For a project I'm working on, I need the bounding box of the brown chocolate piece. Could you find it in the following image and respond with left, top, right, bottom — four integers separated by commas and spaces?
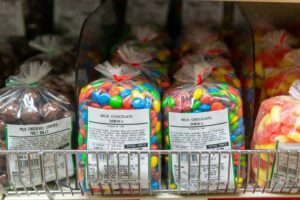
42, 102, 62, 122
1, 102, 19, 123
21, 107, 40, 124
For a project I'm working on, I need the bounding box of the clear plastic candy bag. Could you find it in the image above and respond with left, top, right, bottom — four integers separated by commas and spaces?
163, 62, 245, 191
251, 81, 300, 188
111, 41, 170, 91
78, 62, 162, 193
0, 61, 75, 188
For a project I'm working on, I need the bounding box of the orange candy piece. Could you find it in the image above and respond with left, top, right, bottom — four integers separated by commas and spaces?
211, 102, 223, 110
109, 87, 120, 96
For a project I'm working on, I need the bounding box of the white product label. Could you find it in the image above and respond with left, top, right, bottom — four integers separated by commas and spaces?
126, 0, 170, 26
86, 107, 150, 190
182, 0, 223, 27
54, 0, 101, 36
271, 142, 300, 191
0, 0, 25, 37
168, 109, 234, 191
6, 117, 74, 188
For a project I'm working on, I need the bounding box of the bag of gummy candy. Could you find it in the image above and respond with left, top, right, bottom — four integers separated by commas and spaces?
0, 61, 75, 189
163, 62, 246, 191
111, 42, 170, 91
27, 35, 76, 85
78, 62, 162, 193
251, 81, 300, 189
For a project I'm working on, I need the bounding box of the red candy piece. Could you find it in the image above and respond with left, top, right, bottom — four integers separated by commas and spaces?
200, 95, 211, 104
102, 105, 112, 109
122, 97, 131, 109
211, 102, 223, 110
80, 128, 86, 139
109, 87, 120, 96
100, 82, 113, 90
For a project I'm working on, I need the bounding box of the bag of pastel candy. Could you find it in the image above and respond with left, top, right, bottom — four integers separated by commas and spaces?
78, 62, 162, 193
120, 24, 172, 63
251, 81, 300, 189
0, 61, 75, 188
262, 49, 300, 99
162, 62, 246, 191
111, 41, 170, 91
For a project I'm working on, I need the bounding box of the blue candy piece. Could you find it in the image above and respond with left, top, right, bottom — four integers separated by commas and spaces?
208, 88, 219, 93
151, 181, 159, 190
79, 103, 85, 111
143, 82, 154, 91
133, 86, 143, 92
199, 104, 211, 111
233, 127, 242, 136
193, 110, 202, 113
157, 112, 162, 121
97, 92, 110, 106
120, 89, 132, 98
81, 110, 88, 123
235, 141, 244, 148
92, 91, 99, 102
151, 135, 157, 144
145, 98, 152, 108
230, 135, 236, 141
238, 118, 244, 127
132, 98, 145, 109
157, 87, 163, 95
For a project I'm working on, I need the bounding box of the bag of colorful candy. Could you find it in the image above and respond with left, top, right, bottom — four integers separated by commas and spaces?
120, 24, 172, 63
78, 62, 162, 193
175, 54, 240, 88
111, 41, 170, 91
0, 61, 75, 188
163, 62, 245, 191
251, 81, 300, 189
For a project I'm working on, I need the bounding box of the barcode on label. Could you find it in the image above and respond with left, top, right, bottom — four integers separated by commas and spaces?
15, 159, 40, 168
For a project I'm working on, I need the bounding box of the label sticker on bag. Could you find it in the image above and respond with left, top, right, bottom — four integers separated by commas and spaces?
6, 117, 74, 188
0, 0, 25, 37
182, 0, 223, 27
270, 142, 300, 191
126, 0, 170, 26
168, 109, 234, 191
86, 107, 150, 190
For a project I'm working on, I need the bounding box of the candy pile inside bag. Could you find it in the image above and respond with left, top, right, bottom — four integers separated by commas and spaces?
78, 62, 162, 192
163, 61, 245, 191
251, 81, 300, 189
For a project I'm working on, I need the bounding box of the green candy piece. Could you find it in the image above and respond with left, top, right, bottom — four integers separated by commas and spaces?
168, 97, 176, 108
157, 131, 162, 143
240, 161, 247, 167
230, 121, 239, 132
83, 124, 88, 130
229, 113, 234, 121
210, 92, 223, 97
163, 97, 169, 108
234, 106, 239, 115
109, 96, 123, 108
78, 134, 84, 145
241, 155, 247, 162
229, 93, 238, 104
82, 154, 87, 164
151, 90, 160, 100
192, 100, 201, 111
139, 85, 149, 92
236, 135, 243, 142
91, 80, 103, 88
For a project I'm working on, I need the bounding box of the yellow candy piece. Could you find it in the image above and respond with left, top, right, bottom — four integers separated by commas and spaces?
255, 62, 264, 78
158, 50, 171, 62
131, 90, 145, 99
193, 88, 204, 100
116, 86, 124, 92
233, 78, 241, 88
153, 100, 161, 112
252, 167, 272, 188
220, 90, 229, 95
255, 143, 276, 150
157, 79, 162, 84
257, 114, 272, 133
237, 183, 242, 188
288, 131, 300, 142
277, 135, 290, 143
165, 135, 169, 145
235, 177, 243, 184
180, 42, 190, 52
260, 153, 271, 163
170, 183, 177, 189
151, 156, 158, 168
270, 106, 281, 122
231, 116, 238, 124
155, 121, 161, 133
